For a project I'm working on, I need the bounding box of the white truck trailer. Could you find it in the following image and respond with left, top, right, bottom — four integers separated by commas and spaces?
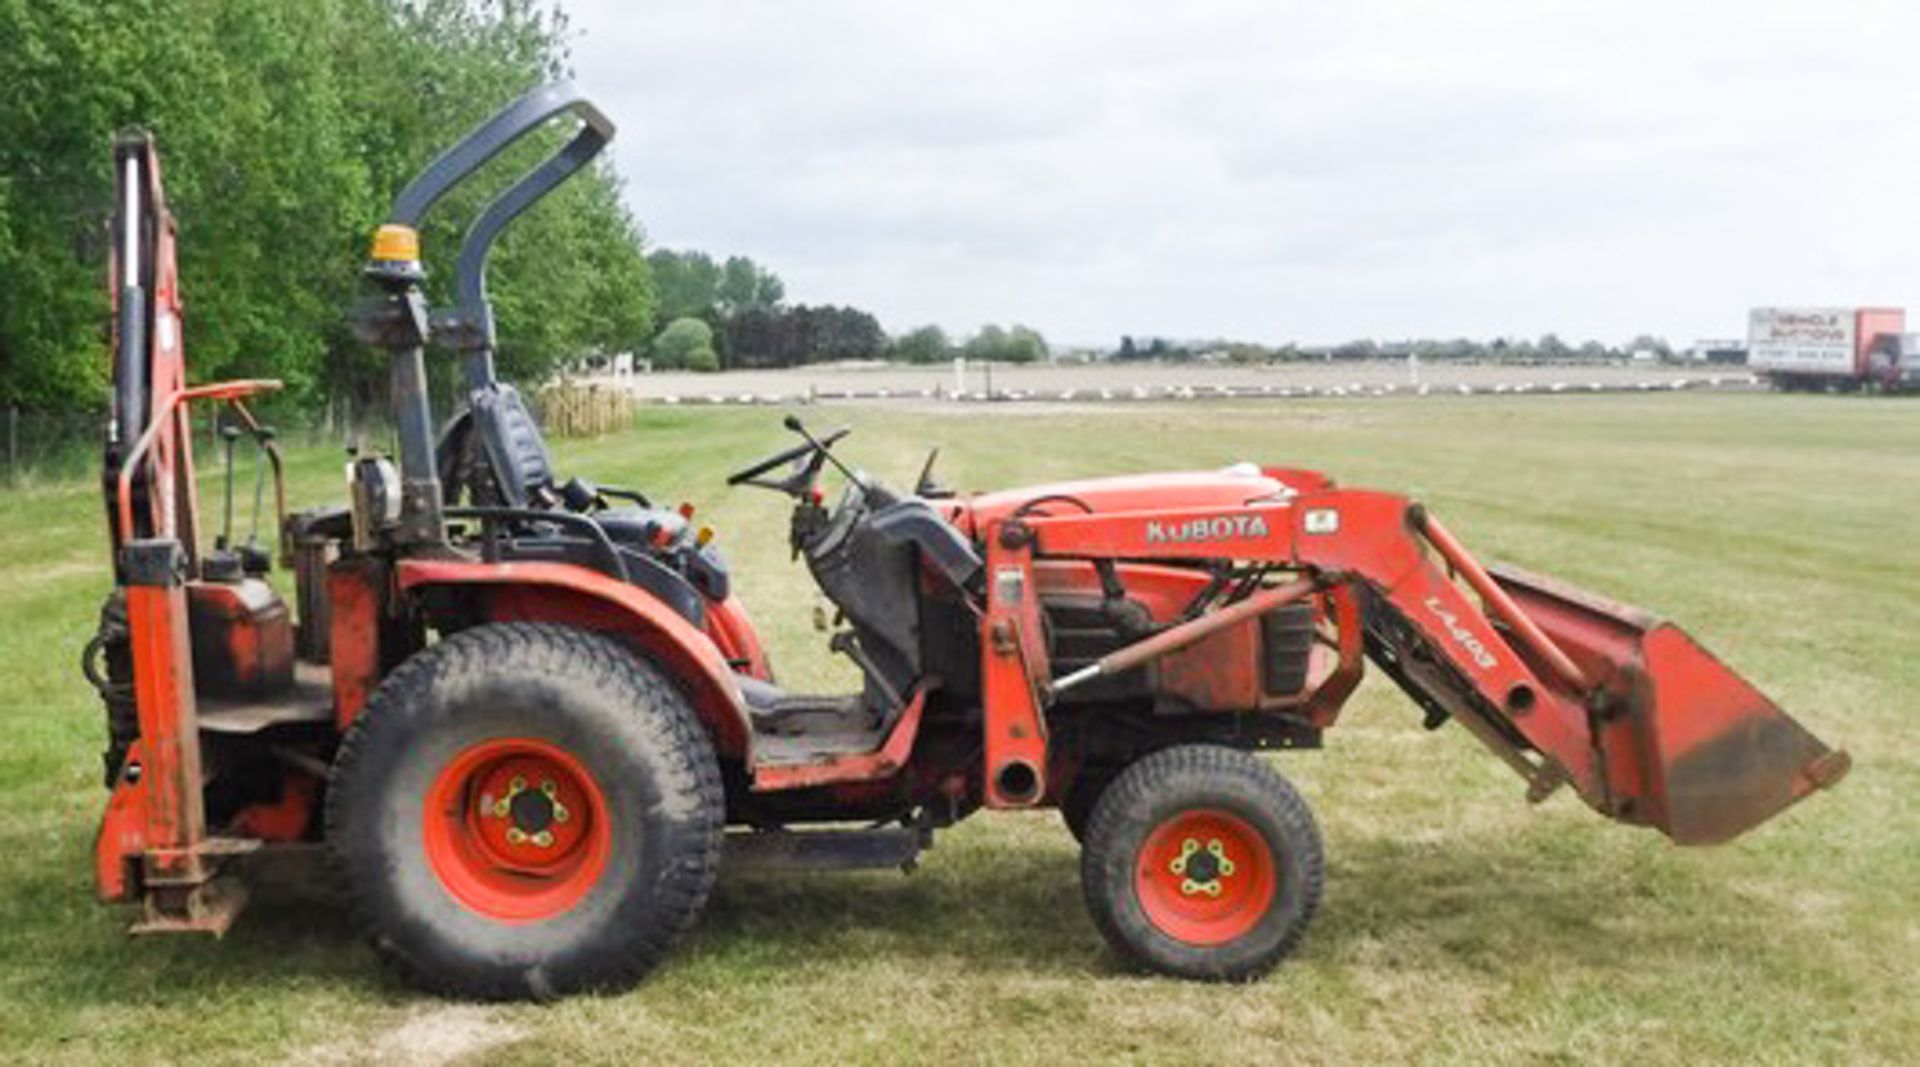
1747, 306, 1908, 391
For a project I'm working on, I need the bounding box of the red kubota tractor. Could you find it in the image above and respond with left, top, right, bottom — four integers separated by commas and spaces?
86, 84, 1849, 999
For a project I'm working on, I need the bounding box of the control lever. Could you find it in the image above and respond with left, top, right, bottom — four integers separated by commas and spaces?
238, 426, 275, 575
203, 420, 245, 582
216, 422, 241, 551
912, 447, 953, 498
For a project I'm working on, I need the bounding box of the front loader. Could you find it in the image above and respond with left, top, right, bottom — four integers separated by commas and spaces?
83, 84, 1847, 998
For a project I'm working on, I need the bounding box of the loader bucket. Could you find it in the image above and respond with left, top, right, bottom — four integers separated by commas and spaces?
1488, 563, 1850, 845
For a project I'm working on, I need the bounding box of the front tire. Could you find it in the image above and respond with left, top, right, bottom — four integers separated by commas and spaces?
1080, 745, 1322, 980
327, 623, 723, 1000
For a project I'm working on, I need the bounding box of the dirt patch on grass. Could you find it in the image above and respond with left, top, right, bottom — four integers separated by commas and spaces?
300, 1004, 525, 1066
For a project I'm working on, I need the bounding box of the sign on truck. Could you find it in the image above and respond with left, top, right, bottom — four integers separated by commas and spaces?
1748, 307, 1854, 374
1747, 306, 1906, 388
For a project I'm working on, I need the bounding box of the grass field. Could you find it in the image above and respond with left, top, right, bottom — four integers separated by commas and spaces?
0, 393, 1915, 1065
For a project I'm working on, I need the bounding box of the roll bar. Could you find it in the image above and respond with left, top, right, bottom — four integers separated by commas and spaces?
387, 81, 613, 230
362, 82, 614, 544
386, 81, 614, 376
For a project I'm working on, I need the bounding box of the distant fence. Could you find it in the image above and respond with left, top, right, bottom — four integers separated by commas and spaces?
1, 405, 103, 485
0, 400, 390, 489
639, 373, 1766, 407
2, 379, 639, 489
0, 372, 1767, 488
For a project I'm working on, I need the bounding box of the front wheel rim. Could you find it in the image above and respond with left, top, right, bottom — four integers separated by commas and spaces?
423, 737, 612, 922
1134, 808, 1278, 946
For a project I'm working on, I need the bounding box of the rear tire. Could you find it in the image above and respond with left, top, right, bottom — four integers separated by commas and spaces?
327, 622, 722, 1000
1079, 745, 1322, 980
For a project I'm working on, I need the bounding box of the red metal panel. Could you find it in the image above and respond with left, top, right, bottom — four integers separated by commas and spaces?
186, 580, 295, 700
230, 772, 320, 842
396, 559, 754, 759
120, 581, 206, 884
1288, 490, 1604, 799
1298, 586, 1365, 727
704, 595, 772, 681
751, 690, 927, 792
1491, 563, 1847, 843
94, 743, 149, 901
1854, 307, 1906, 376
327, 559, 386, 729
980, 525, 1051, 807
1027, 501, 1297, 561
957, 469, 1297, 535
1150, 621, 1264, 711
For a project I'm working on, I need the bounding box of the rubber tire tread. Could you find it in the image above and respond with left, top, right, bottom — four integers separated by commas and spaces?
326, 622, 723, 1000
1079, 744, 1323, 980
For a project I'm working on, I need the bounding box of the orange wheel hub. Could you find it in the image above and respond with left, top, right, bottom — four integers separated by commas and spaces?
423, 737, 611, 922
1134, 808, 1278, 945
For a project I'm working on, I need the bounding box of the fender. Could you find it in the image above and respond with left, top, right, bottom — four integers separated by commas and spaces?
396, 559, 754, 759
704, 595, 773, 681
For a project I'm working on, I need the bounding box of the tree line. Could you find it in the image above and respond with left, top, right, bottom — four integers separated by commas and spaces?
1110, 333, 1679, 364
0, 0, 653, 418
642, 247, 1049, 371
644, 249, 888, 370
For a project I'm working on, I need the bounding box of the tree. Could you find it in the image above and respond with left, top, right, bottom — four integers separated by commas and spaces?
890, 325, 950, 364
807, 305, 886, 362
717, 304, 884, 368
653, 317, 716, 371
964, 325, 1010, 363
1628, 334, 1674, 360
1005, 324, 1048, 364
716, 254, 783, 313
646, 250, 721, 322
0, 0, 656, 414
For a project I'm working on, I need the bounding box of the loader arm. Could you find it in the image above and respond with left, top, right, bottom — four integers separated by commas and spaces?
1019, 486, 1847, 844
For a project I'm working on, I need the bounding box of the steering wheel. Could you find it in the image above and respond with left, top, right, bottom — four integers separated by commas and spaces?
726, 426, 851, 488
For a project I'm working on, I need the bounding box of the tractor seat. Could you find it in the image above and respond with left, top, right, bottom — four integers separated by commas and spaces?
442, 389, 734, 612
465, 382, 556, 509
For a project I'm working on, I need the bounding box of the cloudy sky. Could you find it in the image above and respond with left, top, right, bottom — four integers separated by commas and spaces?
564, 2, 1920, 348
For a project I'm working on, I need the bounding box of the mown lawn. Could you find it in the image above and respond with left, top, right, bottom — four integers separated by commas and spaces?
0, 393, 1914, 1065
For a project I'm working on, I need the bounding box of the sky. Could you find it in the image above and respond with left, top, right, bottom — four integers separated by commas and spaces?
563, 1, 1920, 348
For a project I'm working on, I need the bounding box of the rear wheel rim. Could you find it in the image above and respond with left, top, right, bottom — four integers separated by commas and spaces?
423, 737, 612, 922
1134, 808, 1278, 946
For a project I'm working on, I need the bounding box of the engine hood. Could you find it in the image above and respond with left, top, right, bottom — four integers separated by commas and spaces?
948, 464, 1303, 536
